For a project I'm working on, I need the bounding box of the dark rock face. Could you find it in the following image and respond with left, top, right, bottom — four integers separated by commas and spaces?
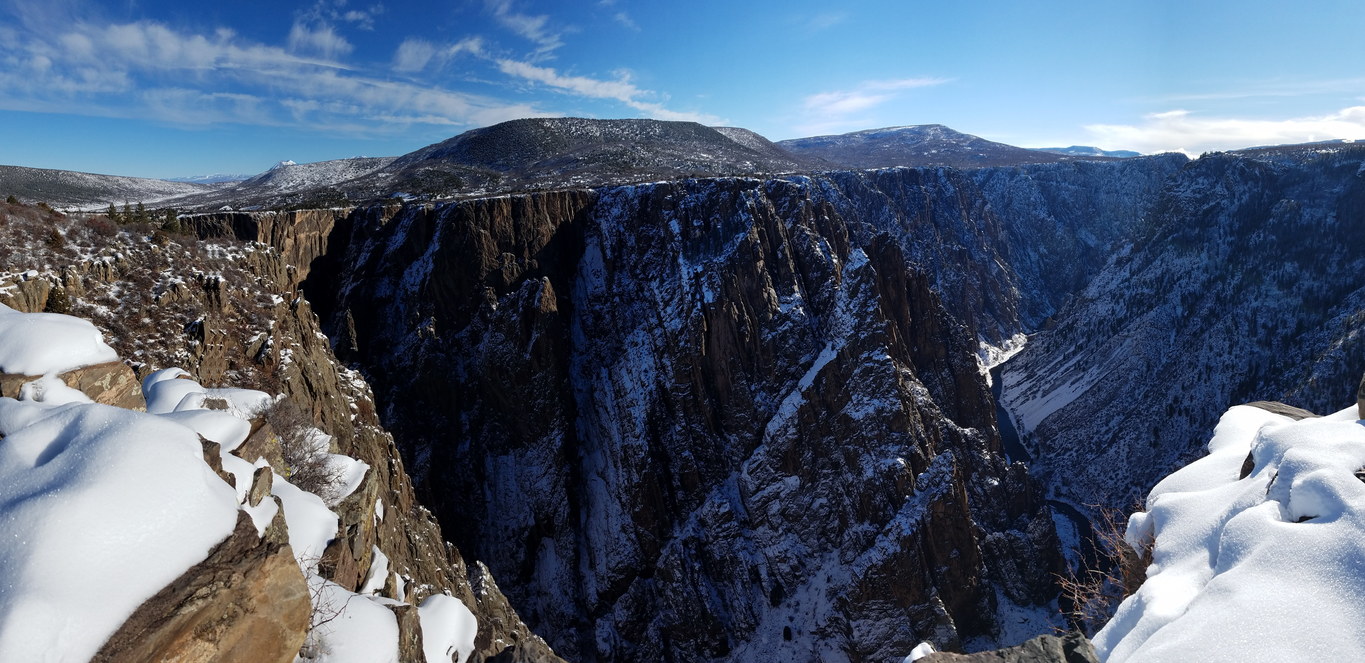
920, 632, 1098, 663
1001, 146, 1365, 513
312, 176, 1075, 661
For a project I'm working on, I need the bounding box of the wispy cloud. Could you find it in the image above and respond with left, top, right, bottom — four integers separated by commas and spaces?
485, 0, 564, 56
612, 12, 639, 31
1142, 78, 1365, 104
801, 12, 848, 32
795, 78, 949, 135
287, 21, 353, 59
0, 17, 542, 133
497, 58, 722, 124
1085, 107, 1365, 155
392, 36, 483, 73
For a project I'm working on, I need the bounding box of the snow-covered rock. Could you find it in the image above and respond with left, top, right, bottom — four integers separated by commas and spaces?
0, 399, 241, 661
1095, 403, 1365, 661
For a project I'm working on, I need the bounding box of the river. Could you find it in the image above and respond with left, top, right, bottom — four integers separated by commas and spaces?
989, 361, 1097, 567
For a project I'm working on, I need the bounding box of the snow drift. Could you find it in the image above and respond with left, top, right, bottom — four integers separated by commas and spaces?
1095, 403, 1365, 661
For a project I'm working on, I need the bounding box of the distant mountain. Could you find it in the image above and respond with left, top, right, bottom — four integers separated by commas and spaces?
777, 125, 1108, 169
236, 157, 396, 195
0, 165, 217, 210
375, 117, 812, 196
1034, 146, 1140, 158
164, 173, 252, 184
158, 118, 815, 210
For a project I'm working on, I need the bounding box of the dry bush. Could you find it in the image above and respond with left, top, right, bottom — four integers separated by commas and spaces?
296, 557, 356, 661
1058, 503, 1153, 635
264, 398, 344, 501
85, 215, 118, 237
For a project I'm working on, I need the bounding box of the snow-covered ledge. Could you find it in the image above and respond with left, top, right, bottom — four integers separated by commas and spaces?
1095, 403, 1365, 661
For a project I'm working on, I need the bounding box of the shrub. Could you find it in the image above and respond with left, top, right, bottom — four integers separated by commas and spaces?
1057, 504, 1153, 635
86, 215, 118, 237
44, 286, 71, 314
45, 228, 65, 250
264, 398, 344, 502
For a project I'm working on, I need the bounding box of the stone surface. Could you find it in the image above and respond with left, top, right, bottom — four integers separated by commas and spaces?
1245, 400, 1318, 420
1358, 371, 1364, 420
93, 510, 310, 663
248, 465, 274, 507
0, 360, 145, 410
920, 632, 1098, 663
389, 603, 427, 663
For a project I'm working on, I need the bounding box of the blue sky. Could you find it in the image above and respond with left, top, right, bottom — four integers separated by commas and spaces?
1, 0, 1363, 178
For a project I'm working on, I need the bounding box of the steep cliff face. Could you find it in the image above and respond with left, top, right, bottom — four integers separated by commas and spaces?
308, 176, 1076, 661
0, 201, 559, 662
1000, 146, 1365, 512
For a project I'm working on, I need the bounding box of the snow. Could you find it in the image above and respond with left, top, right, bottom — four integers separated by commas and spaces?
0, 304, 119, 375
157, 409, 252, 449
303, 576, 400, 663
905, 641, 937, 661
17, 374, 94, 405
0, 302, 419, 662
272, 477, 340, 566
0, 399, 239, 662
360, 545, 391, 596
142, 367, 204, 414
1094, 404, 1365, 662
418, 594, 478, 663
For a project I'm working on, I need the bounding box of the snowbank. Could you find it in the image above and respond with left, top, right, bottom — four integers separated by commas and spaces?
0, 400, 240, 662
0, 303, 119, 375
419, 594, 479, 663
305, 576, 400, 663
1094, 404, 1365, 661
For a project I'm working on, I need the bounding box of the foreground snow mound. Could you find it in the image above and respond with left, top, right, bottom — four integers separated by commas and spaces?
0, 303, 118, 375
1095, 404, 1365, 662
0, 399, 240, 662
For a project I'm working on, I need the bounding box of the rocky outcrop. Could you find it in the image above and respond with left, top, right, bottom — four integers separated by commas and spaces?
0, 360, 145, 410
0, 201, 561, 663
919, 632, 1098, 663
93, 510, 309, 663
1358, 371, 1364, 419
311, 178, 1069, 661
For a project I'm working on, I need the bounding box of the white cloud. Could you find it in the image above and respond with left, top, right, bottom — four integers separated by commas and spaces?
802, 12, 848, 32
496, 58, 722, 124
394, 36, 484, 72
287, 21, 353, 59
0, 17, 541, 135
497, 59, 640, 101
486, 0, 563, 55
795, 78, 949, 135
613, 12, 639, 31
1085, 107, 1365, 155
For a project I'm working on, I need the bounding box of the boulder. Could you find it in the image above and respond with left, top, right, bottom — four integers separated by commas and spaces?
0, 360, 144, 410
919, 632, 1098, 663
388, 603, 427, 663
1244, 400, 1318, 420
1358, 371, 1364, 419
93, 510, 310, 663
